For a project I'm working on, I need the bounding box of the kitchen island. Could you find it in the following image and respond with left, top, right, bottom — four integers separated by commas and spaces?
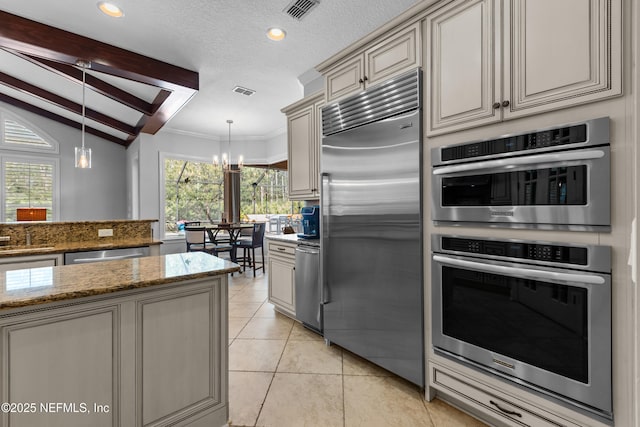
0, 251, 239, 427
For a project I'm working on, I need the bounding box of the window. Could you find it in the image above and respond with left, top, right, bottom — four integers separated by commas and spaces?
240, 166, 301, 217
0, 110, 59, 222
162, 157, 224, 237
160, 155, 302, 239
3, 157, 55, 222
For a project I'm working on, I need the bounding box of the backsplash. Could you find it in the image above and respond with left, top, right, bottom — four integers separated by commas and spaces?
0, 220, 157, 247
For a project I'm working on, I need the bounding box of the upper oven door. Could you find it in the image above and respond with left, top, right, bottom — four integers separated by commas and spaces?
431, 252, 612, 415
431, 146, 610, 228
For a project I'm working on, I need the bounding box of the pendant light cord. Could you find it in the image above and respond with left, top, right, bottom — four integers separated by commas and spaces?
81, 65, 86, 149
227, 119, 233, 170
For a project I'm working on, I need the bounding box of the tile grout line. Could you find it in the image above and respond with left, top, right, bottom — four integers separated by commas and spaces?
248, 273, 289, 427
341, 345, 346, 427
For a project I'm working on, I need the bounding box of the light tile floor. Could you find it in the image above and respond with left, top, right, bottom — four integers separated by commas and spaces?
228, 271, 488, 427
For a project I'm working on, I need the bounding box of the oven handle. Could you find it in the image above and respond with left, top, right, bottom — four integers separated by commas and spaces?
432, 254, 605, 285
432, 149, 606, 176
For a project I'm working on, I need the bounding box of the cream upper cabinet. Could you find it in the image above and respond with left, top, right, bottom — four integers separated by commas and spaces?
324, 22, 421, 103
282, 92, 323, 201
426, 0, 622, 136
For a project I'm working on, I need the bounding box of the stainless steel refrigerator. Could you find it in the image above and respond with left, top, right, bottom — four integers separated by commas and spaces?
321, 68, 424, 387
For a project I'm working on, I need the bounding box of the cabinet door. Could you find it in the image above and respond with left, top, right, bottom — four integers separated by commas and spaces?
365, 22, 420, 87
324, 55, 365, 103
313, 100, 324, 196
425, 0, 501, 136
2, 307, 117, 427
505, 0, 622, 117
268, 257, 295, 315
288, 105, 316, 199
0, 254, 62, 274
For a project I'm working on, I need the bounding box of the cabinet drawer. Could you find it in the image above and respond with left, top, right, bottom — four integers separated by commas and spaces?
268, 241, 296, 257
433, 368, 568, 427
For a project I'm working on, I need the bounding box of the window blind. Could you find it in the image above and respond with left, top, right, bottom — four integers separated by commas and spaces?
3, 119, 52, 149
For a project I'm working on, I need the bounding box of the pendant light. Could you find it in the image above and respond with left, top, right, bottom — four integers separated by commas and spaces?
213, 119, 243, 172
74, 60, 92, 169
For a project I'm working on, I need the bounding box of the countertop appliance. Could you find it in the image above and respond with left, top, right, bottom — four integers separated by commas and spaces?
431, 234, 612, 420
298, 205, 320, 239
64, 246, 150, 264
431, 117, 610, 230
295, 241, 322, 333
321, 68, 424, 387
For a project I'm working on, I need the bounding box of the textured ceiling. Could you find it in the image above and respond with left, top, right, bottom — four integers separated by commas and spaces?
0, 0, 420, 140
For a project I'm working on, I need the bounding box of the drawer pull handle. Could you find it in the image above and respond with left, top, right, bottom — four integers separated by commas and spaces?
489, 400, 522, 418
277, 248, 286, 251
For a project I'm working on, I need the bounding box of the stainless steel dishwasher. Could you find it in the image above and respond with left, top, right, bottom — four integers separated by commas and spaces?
64, 246, 150, 264
294, 241, 322, 333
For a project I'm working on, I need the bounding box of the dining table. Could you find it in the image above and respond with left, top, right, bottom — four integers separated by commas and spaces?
184, 222, 260, 264
204, 222, 256, 246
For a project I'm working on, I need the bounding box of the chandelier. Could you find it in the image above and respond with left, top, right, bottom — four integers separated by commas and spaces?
213, 119, 243, 172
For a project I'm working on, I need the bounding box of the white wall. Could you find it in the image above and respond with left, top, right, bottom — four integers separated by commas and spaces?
0, 101, 128, 221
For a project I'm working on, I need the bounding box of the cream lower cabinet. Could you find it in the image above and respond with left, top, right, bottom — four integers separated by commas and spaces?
425, 0, 622, 136
282, 92, 323, 200
0, 277, 228, 427
267, 240, 296, 317
324, 22, 421, 103
0, 253, 63, 273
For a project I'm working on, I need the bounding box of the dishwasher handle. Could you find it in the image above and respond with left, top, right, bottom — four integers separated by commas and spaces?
70, 252, 147, 263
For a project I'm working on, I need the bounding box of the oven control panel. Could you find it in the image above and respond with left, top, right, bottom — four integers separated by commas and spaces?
441, 123, 587, 161
441, 236, 588, 265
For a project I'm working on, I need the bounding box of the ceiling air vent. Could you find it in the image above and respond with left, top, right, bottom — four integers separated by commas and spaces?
284, 0, 319, 20
232, 86, 256, 96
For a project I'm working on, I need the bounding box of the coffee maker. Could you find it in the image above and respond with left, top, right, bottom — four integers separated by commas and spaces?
298, 205, 320, 239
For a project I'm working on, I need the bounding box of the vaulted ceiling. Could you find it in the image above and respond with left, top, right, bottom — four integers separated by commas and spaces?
0, 0, 419, 145
0, 10, 197, 146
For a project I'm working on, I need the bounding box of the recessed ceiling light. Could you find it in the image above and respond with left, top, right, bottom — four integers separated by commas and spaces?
266, 28, 286, 41
97, 2, 124, 18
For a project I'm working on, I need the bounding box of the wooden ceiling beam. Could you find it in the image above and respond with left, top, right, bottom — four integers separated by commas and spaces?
17, 52, 160, 116
0, 10, 198, 137
0, 71, 137, 136
0, 92, 128, 146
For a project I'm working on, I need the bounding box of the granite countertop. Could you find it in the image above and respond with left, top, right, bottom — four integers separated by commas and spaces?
266, 233, 300, 244
0, 252, 240, 310
266, 233, 320, 247
0, 238, 163, 258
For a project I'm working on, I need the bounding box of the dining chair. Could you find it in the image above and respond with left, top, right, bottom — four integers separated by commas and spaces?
206, 228, 234, 259
184, 227, 212, 254
232, 222, 265, 276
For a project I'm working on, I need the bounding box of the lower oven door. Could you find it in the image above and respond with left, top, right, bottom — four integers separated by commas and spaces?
431, 146, 610, 228
431, 253, 612, 417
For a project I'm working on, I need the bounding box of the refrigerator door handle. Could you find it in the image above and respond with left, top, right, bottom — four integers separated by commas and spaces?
321, 172, 330, 304
321, 172, 330, 240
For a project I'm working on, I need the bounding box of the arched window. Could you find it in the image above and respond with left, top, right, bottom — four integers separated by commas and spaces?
1, 112, 59, 153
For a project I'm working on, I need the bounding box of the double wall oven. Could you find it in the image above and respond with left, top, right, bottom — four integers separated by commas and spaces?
430, 117, 613, 421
